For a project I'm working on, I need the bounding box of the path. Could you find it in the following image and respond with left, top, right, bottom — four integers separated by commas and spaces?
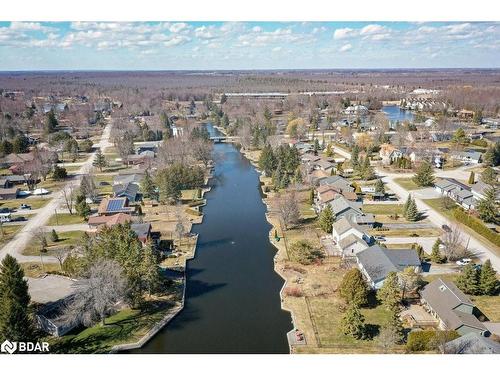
0, 122, 112, 263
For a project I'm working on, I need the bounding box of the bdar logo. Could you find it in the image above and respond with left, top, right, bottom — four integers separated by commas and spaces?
1, 340, 17, 354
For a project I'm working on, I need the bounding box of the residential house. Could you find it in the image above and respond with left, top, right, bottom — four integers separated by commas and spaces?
97, 197, 135, 216
87, 213, 132, 228
312, 159, 335, 174
471, 181, 500, 201
356, 245, 421, 289
444, 332, 500, 354
331, 217, 372, 256
131, 223, 159, 245
434, 178, 476, 210
420, 278, 489, 336
113, 173, 143, 186
351, 213, 376, 227
318, 175, 354, 193
344, 105, 368, 116
0, 187, 19, 200
1, 152, 35, 168
113, 181, 140, 202
379, 144, 402, 165
451, 151, 482, 165
327, 196, 363, 219
36, 296, 78, 337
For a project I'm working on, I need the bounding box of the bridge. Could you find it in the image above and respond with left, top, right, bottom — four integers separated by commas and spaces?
209, 136, 239, 143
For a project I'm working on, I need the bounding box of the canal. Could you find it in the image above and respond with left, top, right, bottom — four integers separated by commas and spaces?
133, 124, 293, 353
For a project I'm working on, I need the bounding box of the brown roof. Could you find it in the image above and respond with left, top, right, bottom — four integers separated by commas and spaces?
2, 153, 34, 165
0, 187, 19, 197
316, 185, 338, 194
88, 213, 132, 227
342, 191, 358, 201
318, 190, 338, 204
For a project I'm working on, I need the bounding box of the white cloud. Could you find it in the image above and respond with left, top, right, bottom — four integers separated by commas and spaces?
333, 27, 356, 40
10, 22, 54, 33
169, 23, 189, 33
339, 43, 352, 52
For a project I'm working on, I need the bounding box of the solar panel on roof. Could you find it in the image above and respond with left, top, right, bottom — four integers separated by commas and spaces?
107, 199, 124, 212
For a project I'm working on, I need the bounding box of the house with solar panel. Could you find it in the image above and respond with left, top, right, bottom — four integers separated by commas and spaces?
98, 197, 135, 216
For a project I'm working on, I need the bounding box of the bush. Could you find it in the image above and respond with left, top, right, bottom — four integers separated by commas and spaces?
471, 139, 488, 148
453, 208, 500, 246
52, 165, 68, 180
284, 287, 304, 297
406, 330, 459, 352
290, 240, 324, 265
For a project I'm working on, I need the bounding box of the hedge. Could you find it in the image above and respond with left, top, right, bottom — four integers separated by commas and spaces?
406, 330, 459, 352
452, 208, 500, 247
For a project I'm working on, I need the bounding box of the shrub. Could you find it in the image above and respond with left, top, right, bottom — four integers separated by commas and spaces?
452, 208, 500, 246
471, 139, 488, 148
284, 287, 304, 297
406, 330, 459, 352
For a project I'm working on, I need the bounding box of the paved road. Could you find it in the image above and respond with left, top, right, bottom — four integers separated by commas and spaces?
331, 145, 500, 272
0, 122, 112, 264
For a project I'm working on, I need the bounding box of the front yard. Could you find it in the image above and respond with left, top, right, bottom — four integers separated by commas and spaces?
393, 177, 420, 191
22, 230, 84, 256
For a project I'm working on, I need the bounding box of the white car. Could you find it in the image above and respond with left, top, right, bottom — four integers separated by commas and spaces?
456, 258, 472, 266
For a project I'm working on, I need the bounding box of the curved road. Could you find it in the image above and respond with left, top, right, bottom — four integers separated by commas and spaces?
0, 122, 112, 264
331, 145, 500, 272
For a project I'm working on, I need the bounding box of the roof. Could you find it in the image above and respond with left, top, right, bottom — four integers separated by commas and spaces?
316, 185, 339, 195
319, 176, 353, 192
131, 223, 151, 241
435, 177, 470, 192
339, 233, 368, 250
421, 278, 487, 332
332, 216, 366, 236
113, 182, 139, 200
0, 187, 19, 196
342, 191, 358, 201
445, 332, 500, 354
2, 153, 34, 165
453, 150, 482, 161
352, 213, 375, 225
88, 213, 132, 227
328, 196, 362, 216
357, 245, 420, 283
318, 190, 338, 204
98, 197, 134, 214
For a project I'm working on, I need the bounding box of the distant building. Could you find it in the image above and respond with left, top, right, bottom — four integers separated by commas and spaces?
97, 197, 135, 216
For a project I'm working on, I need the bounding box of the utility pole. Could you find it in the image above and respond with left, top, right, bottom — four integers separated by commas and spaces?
54, 208, 59, 226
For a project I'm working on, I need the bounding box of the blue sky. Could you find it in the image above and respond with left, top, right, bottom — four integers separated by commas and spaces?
0, 21, 498, 70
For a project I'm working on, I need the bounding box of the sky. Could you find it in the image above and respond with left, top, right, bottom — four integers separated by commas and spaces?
0, 21, 498, 70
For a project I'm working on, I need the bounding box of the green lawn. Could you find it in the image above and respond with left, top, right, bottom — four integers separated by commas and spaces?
47, 213, 86, 226
393, 177, 421, 191
22, 230, 84, 256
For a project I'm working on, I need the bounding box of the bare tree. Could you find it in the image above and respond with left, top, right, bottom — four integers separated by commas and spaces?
63, 260, 127, 327
277, 189, 300, 230
442, 225, 467, 261
53, 247, 69, 271
191, 139, 213, 167
377, 326, 399, 353
62, 185, 75, 215
80, 173, 97, 202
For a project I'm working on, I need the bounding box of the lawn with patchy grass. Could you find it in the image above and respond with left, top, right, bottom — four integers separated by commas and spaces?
23, 230, 84, 256
369, 227, 442, 237
0, 197, 50, 210
471, 295, 500, 321
393, 177, 421, 191
20, 262, 61, 278
0, 225, 22, 247
47, 213, 86, 226
362, 204, 404, 215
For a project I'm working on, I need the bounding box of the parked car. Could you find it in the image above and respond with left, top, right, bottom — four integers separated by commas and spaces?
0, 207, 10, 213
19, 204, 31, 210
375, 235, 386, 241
442, 224, 451, 233
456, 258, 473, 266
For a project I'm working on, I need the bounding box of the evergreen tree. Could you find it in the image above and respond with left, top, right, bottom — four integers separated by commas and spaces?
93, 149, 107, 172
377, 272, 401, 310
477, 187, 498, 224
339, 268, 369, 307
468, 171, 475, 184
456, 263, 480, 295
341, 303, 366, 339
483, 142, 500, 167
405, 197, 419, 222
294, 168, 303, 184
386, 306, 404, 344
318, 205, 334, 234
479, 259, 499, 296
374, 179, 385, 195
141, 244, 161, 295
481, 166, 497, 185
45, 109, 58, 134
412, 243, 425, 262
76, 199, 91, 219
141, 170, 157, 200
313, 139, 320, 155
0, 255, 35, 341
452, 128, 467, 145
351, 145, 360, 167
412, 161, 435, 187
430, 238, 446, 263
258, 144, 276, 177
403, 194, 412, 217
50, 229, 59, 242
308, 189, 315, 205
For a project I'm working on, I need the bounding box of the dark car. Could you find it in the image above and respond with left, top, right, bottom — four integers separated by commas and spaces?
19, 204, 31, 210
442, 224, 451, 232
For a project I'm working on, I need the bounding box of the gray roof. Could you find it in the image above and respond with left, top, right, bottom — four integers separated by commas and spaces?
352, 213, 375, 225
339, 233, 368, 250
131, 223, 151, 239
357, 245, 421, 283
435, 177, 470, 192
319, 175, 354, 192
332, 216, 363, 236
453, 150, 482, 162
328, 196, 362, 217
421, 279, 487, 332
445, 332, 500, 354
113, 182, 139, 200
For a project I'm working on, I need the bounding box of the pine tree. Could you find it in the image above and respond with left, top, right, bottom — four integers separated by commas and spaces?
374, 179, 385, 195
405, 196, 419, 222
50, 229, 59, 242
477, 187, 498, 224
430, 238, 445, 263
351, 145, 360, 167
318, 205, 334, 234
412, 161, 435, 187
294, 168, 303, 184
481, 166, 497, 185
0, 255, 35, 341
341, 303, 366, 339
386, 306, 404, 344
141, 244, 161, 295
403, 194, 412, 217
479, 259, 499, 296
339, 268, 369, 307
93, 149, 107, 172
456, 263, 480, 295
141, 170, 157, 200
308, 189, 315, 205
377, 272, 401, 310
468, 171, 475, 184
45, 109, 58, 134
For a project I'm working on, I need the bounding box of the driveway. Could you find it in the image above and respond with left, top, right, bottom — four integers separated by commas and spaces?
27, 275, 77, 303
0, 122, 112, 264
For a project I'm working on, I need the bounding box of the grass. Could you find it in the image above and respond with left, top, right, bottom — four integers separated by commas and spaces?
22, 230, 84, 256
20, 262, 61, 278
47, 213, 86, 226
0, 225, 22, 247
0, 197, 50, 210
49, 280, 183, 353
362, 204, 404, 215
393, 177, 421, 191
369, 227, 442, 237
471, 295, 500, 321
